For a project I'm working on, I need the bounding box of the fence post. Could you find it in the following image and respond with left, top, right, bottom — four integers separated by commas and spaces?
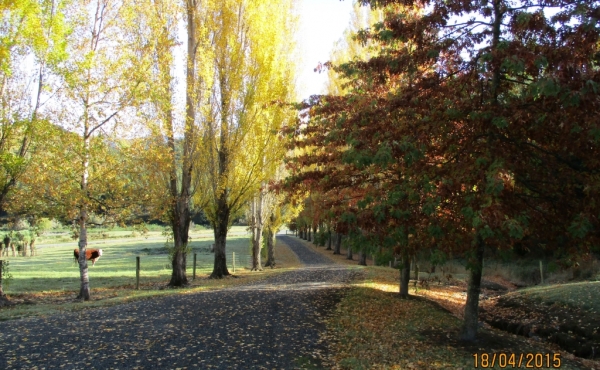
193, 253, 197, 280
539, 260, 544, 284
233, 251, 236, 273
136, 256, 140, 290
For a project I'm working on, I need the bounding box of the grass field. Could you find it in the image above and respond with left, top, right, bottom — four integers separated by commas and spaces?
0, 227, 301, 320
2, 226, 253, 293
514, 281, 600, 312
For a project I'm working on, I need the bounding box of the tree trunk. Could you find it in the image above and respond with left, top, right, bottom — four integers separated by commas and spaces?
29, 239, 35, 257
169, 195, 190, 287
2, 236, 9, 257
264, 226, 275, 268
414, 258, 419, 281
250, 230, 263, 271
10, 243, 15, 257
250, 192, 264, 271
77, 206, 91, 301
461, 235, 485, 341
0, 261, 9, 307
313, 225, 317, 245
211, 194, 231, 278
167, 0, 196, 287
326, 228, 332, 250
358, 251, 367, 266
346, 243, 353, 260
307, 227, 311, 242
399, 252, 411, 298
333, 233, 341, 255
251, 238, 263, 271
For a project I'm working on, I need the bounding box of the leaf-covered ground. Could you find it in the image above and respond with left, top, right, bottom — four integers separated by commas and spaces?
302, 238, 599, 369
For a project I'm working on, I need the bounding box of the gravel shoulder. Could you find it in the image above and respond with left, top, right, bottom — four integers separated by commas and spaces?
0, 235, 356, 369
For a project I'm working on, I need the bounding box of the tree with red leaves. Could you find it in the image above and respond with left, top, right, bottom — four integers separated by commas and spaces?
284, 0, 600, 341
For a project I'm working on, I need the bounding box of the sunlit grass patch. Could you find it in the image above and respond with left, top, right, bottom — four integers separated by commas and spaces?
510, 281, 600, 312
351, 266, 399, 293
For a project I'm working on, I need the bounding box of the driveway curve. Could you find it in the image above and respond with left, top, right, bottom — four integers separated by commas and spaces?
0, 235, 355, 369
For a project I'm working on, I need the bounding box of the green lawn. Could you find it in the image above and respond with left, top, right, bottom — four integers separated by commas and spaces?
512, 281, 600, 313
2, 226, 253, 295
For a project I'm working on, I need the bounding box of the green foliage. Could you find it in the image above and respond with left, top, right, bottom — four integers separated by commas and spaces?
568, 215, 593, 239
315, 230, 328, 247
429, 249, 447, 268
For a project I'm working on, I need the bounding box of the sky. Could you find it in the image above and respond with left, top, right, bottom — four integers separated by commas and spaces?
295, 0, 355, 101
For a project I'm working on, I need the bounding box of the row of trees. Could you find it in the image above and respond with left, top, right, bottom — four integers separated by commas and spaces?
283, 0, 600, 341
1, 0, 298, 300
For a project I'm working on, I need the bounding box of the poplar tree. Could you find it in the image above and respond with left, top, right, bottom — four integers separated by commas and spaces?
199, 0, 297, 278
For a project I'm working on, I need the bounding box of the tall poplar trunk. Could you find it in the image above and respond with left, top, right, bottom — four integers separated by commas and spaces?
358, 251, 367, 266
169, 196, 190, 286
211, 70, 232, 277
346, 243, 353, 260
461, 235, 485, 341
250, 192, 264, 271
211, 192, 230, 278
76, 133, 91, 301
264, 225, 275, 268
326, 228, 332, 250
333, 232, 341, 255
167, 0, 198, 286
210, 111, 231, 278
399, 252, 411, 298
77, 207, 90, 300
